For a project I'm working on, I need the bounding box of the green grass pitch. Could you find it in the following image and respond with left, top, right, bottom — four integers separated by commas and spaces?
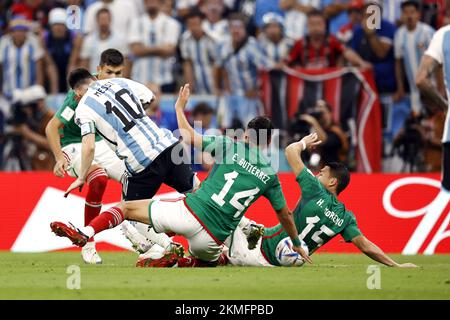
0, 252, 449, 300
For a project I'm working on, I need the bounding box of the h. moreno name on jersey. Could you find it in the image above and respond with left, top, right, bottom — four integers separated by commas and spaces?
323, 206, 344, 227
232, 153, 270, 184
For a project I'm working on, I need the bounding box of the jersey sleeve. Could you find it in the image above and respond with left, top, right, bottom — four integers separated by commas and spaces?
128, 18, 142, 45
340, 213, 362, 242
165, 18, 181, 46
296, 167, 324, 199
79, 35, 93, 60
55, 93, 77, 125
75, 100, 97, 136
425, 27, 445, 65
127, 79, 155, 104
263, 175, 287, 211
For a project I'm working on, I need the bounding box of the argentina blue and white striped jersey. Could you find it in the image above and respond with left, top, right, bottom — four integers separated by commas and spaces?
257, 35, 295, 63
216, 36, 275, 95
128, 13, 181, 86
180, 30, 217, 94
382, 0, 402, 25
0, 33, 44, 98
75, 78, 179, 174
284, 0, 321, 40
394, 22, 435, 113
424, 25, 450, 143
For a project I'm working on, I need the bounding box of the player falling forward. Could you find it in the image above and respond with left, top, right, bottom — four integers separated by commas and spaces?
50, 84, 311, 267
50, 69, 198, 259
221, 133, 418, 268
45, 49, 128, 264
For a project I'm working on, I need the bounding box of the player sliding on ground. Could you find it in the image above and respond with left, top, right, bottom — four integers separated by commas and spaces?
220, 133, 418, 268
50, 84, 311, 267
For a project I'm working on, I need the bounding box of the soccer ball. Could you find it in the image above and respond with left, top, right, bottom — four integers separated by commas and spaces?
275, 237, 309, 267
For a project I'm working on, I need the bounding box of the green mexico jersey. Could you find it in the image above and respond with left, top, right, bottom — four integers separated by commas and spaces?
55, 90, 102, 148
261, 167, 362, 266
185, 135, 287, 243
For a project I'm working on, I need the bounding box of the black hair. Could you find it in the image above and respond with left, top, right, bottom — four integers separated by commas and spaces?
327, 162, 350, 195
307, 9, 325, 20
246, 116, 274, 146
192, 102, 214, 117
99, 48, 124, 67
184, 9, 205, 22
96, 7, 111, 19
68, 68, 94, 89
401, 0, 420, 11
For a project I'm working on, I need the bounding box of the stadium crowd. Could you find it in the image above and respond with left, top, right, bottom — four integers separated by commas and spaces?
0, 0, 448, 172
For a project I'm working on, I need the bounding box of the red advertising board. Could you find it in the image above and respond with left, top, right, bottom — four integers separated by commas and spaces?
0, 172, 449, 254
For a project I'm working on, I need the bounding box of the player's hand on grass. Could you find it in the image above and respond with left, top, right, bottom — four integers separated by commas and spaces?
64, 178, 85, 198
175, 84, 190, 111
396, 262, 418, 268
53, 158, 68, 178
293, 246, 313, 264
300, 132, 322, 151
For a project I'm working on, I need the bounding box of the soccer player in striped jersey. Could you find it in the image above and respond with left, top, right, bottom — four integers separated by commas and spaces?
50, 84, 310, 268
0, 17, 45, 99
46, 49, 128, 264
180, 10, 218, 95
394, 0, 435, 114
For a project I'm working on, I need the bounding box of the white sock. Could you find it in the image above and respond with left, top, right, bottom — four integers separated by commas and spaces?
80, 226, 95, 238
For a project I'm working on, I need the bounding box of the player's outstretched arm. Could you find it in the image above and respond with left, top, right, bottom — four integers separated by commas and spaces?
64, 133, 96, 197
352, 235, 417, 268
416, 55, 448, 112
175, 84, 203, 149
45, 116, 67, 178
285, 133, 322, 176
276, 205, 313, 264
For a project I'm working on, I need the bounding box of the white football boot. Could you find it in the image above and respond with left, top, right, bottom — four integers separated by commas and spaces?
121, 221, 154, 254
81, 241, 102, 264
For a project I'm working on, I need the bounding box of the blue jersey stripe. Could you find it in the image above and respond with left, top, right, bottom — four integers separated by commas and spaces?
85, 95, 151, 170
16, 46, 22, 89
29, 43, 35, 85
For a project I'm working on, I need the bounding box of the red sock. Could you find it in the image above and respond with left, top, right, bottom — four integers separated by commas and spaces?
85, 168, 108, 242
177, 256, 218, 268
88, 206, 124, 235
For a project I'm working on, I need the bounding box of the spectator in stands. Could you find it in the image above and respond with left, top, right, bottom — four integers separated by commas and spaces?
80, 8, 130, 76
215, 13, 276, 96
180, 10, 218, 95
128, 0, 181, 93
258, 13, 294, 63
301, 99, 349, 165
287, 10, 370, 69
215, 13, 277, 127
83, 0, 138, 37
279, 0, 321, 40
200, 0, 229, 42
394, 0, 435, 115
0, 17, 45, 99
43, 8, 80, 93
350, 1, 397, 95
336, 0, 365, 45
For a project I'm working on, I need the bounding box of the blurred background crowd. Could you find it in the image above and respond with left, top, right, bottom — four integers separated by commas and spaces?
0, 0, 448, 173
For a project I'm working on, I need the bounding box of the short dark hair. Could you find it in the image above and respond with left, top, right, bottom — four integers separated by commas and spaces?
401, 0, 420, 11
327, 162, 350, 195
68, 68, 94, 89
192, 102, 214, 117
184, 9, 205, 22
246, 116, 274, 146
96, 7, 111, 19
228, 12, 247, 24
307, 9, 325, 20
99, 48, 124, 67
